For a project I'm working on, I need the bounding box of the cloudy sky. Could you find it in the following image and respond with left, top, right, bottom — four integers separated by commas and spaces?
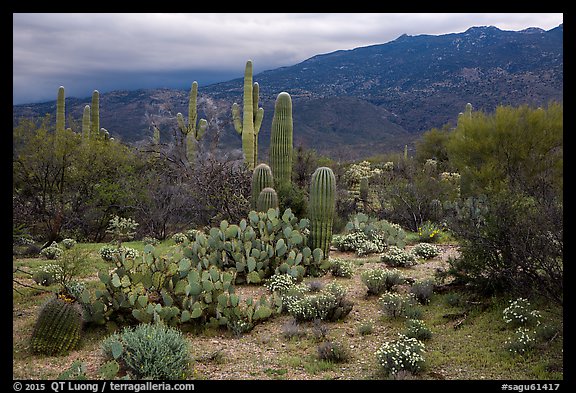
13, 13, 563, 105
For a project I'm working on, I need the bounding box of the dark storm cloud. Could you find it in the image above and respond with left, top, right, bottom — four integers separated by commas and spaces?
13, 13, 563, 105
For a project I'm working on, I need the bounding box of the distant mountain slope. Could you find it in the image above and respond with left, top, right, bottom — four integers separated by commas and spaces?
13, 24, 563, 160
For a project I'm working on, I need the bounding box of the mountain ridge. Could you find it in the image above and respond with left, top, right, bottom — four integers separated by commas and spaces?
13, 24, 563, 160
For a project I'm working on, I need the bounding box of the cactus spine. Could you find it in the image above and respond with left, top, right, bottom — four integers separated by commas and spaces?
251, 163, 274, 209
256, 187, 279, 212
309, 167, 336, 259
177, 81, 208, 162
31, 294, 83, 355
56, 86, 65, 133
232, 60, 264, 170
82, 105, 91, 140
269, 92, 293, 191
91, 90, 100, 137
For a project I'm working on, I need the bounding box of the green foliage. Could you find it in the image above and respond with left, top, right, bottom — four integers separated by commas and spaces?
328, 257, 354, 278
404, 319, 433, 341
101, 322, 190, 379
379, 292, 417, 318
31, 294, 83, 355
443, 103, 563, 305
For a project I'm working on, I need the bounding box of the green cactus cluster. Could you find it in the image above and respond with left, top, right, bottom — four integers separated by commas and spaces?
251, 163, 274, 209
177, 81, 208, 163
308, 167, 336, 259
232, 60, 264, 170
31, 293, 83, 355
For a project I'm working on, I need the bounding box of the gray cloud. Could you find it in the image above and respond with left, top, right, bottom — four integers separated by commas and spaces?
13, 13, 563, 104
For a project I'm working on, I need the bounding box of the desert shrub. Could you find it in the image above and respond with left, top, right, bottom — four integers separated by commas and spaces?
502, 297, 542, 328
379, 292, 417, 319
32, 264, 63, 286
99, 245, 117, 262
40, 242, 63, 260
411, 243, 440, 260
504, 327, 537, 356
380, 246, 417, 267
417, 221, 441, 243
61, 238, 77, 249
317, 341, 350, 363
375, 333, 426, 375
409, 279, 435, 305
142, 236, 159, 246
265, 273, 296, 293
283, 282, 353, 322
282, 318, 306, 340
404, 319, 432, 341
361, 268, 405, 295
101, 322, 190, 380
329, 258, 355, 278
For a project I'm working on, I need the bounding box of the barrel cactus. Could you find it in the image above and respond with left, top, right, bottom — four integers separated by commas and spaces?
232, 60, 264, 170
257, 187, 279, 212
31, 293, 83, 355
269, 92, 293, 191
251, 163, 274, 209
308, 167, 336, 259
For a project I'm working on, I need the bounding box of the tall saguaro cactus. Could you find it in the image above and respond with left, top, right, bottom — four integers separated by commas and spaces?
82, 105, 91, 140
91, 90, 100, 137
251, 163, 274, 210
309, 167, 336, 259
177, 81, 208, 163
56, 86, 65, 133
269, 92, 293, 191
232, 60, 264, 170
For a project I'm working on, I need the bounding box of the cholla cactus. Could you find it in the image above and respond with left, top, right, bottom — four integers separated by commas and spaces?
232, 60, 264, 170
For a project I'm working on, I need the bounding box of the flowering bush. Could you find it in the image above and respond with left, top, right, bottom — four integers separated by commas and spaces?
99, 245, 117, 262
380, 246, 417, 267
334, 229, 387, 256
361, 268, 405, 295
61, 238, 77, 249
417, 221, 441, 243
33, 263, 64, 286
283, 282, 353, 322
379, 292, 417, 318
265, 273, 296, 293
411, 243, 440, 260
504, 327, 537, 355
329, 258, 355, 278
375, 333, 426, 375
335, 214, 406, 256
142, 236, 159, 246
502, 298, 542, 328
40, 242, 63, 260
404, 319, 432, 341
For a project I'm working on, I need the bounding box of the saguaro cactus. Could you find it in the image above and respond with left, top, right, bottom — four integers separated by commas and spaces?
177, 81, 208, 163
232, 60, 264, 170
251, 163, 274, 210
82, 105, 91, 140
256, 187, 279, 212
269, 92, 293, 191
91, 90, 100, 137
56, 86, 65, 133
309, 167, 336, 259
